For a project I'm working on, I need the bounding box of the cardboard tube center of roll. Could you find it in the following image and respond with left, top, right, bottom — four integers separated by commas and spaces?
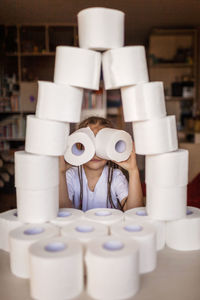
136, 210, 147, 216
95, 210, 112, 216
75, 225, 94, 233
58, 211, 72, 218
71, 143, 85, 156
124, 224, 143, 232
103, 240, 124, 251
13, 212, 18, 217
24, 227, 45, 235
115, 140, 126, 153
186, 209, 194, 215
45, 242, 66, 252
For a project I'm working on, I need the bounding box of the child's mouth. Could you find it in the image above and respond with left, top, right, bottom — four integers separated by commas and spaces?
91, 158, 101, 162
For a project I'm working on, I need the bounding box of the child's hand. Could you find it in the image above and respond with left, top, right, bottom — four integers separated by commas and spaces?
112, 143, 138, 174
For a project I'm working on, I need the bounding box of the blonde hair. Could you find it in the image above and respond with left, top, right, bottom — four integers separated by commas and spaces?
76, 116, 124, 211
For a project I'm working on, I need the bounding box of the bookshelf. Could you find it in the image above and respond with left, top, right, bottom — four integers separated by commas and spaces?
0, 24, 78, 197
81, 81, 107, 121
148, 28, 199, 141
0, 23, 77, 153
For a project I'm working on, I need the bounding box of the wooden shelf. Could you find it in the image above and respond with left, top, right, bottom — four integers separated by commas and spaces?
0, 137, 25, 141
178, 130, 195, 134
5, 53, 18, 56
20, 52, 55, 56
0, 111, 34, 114
150, 63, 193, 68
151, 28, 197, 35
165, 96, 194, 101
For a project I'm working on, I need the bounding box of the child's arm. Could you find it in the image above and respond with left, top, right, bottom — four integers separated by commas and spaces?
59, 156, 73, 208
113, 144, 143, 211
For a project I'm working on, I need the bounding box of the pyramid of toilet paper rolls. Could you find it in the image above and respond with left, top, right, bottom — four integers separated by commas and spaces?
0, 7, 200, 300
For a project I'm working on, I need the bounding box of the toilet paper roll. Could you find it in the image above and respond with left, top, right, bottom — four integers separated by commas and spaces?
30, 237, 83, 300
121, 82, 166, 122
95, 128, 133, 162
111, 221, 157, 274
102, 46, 149, 90
85, 236, 139, 300
54, 46, 101, 90
146, 185, 187, 221
85, 208, 124, 226
36, 81, 83, 123
78, 7, 124, 50
14, 151, 59, 189
61, 220, 108, 246
166, 206, 200, 251
16, 186, 58, 223
145, 149, 189, 187
0, 209, 22, 252
50, 208, 85, 227
64, 127, 96, 166
25, 115, 69, 156
132, 115, 178, 155
125, 207, 165, 250
9, 223, 59, 278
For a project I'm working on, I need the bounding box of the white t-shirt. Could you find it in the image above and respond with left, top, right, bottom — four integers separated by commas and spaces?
66, 165, 128, 212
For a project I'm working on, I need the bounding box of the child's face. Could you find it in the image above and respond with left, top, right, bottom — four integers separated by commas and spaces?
84, 123, 107, 170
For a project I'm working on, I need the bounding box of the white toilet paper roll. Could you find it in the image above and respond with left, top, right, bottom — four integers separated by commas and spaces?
121, 82, 166, 122
95, 128, 133, 162
25, 115, 69, 156
16, 186, 58, 223
166, 206, 200, 251
111, 221, 157, 274
30, 237, 83, 300
54, 46, 101, 90
85, 236, 139, 300
9, 223, 59, 278
50, 208, 85, 227
132, 115, 178, 155
36, 81, 83, 123
78, 7, 124, 50
146, 185, 187, 221
124, 207, 165, 250
0, 209, 22, 252
61, 220, 108, 246
64, 127, 96, 166
85, 208, 124, 226
102, 46, 149, 90
14, 151, 59, 189
145, 149, 189, 187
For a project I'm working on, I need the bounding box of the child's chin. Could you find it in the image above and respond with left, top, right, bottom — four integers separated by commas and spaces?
87, 160, 106, 169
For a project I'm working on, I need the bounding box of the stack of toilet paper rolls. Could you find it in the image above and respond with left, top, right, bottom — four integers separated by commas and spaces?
15, 151, 59, 223
0, 6, 197, 300
121, 82, 178, 155
145, 150, 189, 220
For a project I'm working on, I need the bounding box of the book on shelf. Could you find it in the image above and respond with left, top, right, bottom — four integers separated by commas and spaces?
0, 115, 26, 139
0, 141, 10, 151
0, 95, 20, 112
82, 88, 105, 110
107, 89, 122, 115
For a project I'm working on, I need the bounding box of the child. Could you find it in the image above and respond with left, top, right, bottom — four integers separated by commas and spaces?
60, 116, 143, 211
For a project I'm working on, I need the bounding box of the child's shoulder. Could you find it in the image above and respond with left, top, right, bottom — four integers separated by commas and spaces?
66, 166, 79, 179
113, 167, 124, 177
112, 167, 128, 185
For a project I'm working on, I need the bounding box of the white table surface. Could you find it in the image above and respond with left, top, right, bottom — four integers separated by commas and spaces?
0, 247, 200, 300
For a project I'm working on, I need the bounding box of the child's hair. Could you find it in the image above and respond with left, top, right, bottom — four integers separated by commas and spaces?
77, 116, 124, 211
